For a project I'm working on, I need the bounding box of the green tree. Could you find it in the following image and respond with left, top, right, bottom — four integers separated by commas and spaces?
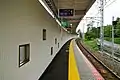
104, 25, 112, 37
115, 22, 120, 37
85, 27, 99, 40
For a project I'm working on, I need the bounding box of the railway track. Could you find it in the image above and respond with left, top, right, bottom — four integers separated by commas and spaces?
76, 39, 120, 80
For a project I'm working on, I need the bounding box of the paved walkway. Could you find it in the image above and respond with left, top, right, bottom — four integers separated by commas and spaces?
39, 39, 104, 80
73, 40, 104, 80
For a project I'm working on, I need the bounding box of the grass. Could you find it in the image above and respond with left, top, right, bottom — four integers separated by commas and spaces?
104, 37, 111, 41
84, 39, 99, 51
114, 38, 120, 44
104, 37, 120, 44
83, 37, 120, 53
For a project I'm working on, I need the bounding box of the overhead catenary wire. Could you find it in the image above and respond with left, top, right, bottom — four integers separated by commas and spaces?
83, 0, 113, 20
78, 0, 117, 33
94, 0, 117, 17
86, 0, 117, 25
104, 0, 117, 8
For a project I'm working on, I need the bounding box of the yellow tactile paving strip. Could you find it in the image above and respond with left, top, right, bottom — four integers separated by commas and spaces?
68, 40, 80, 80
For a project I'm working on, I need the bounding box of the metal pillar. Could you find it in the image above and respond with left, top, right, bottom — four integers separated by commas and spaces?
112, 17, 114, 70
112, 17, 114, 57
97, 22, 99, 38
83, 23, 85, 40
100, 0, 104, 53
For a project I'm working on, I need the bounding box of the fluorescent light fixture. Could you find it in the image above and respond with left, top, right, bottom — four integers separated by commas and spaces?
63, 27, 67, 31
70, 24, 72, 26
55, 19, 61, 26
39, 0, 69, 33
39, 0, 62, 26
39, 0, 54, 18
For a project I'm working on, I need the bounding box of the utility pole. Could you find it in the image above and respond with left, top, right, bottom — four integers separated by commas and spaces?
97, 22, 99, 38
112, 16, 114, 70
100, 0, 104, 53
83, 23, 85, 40
112, 17, 114, 57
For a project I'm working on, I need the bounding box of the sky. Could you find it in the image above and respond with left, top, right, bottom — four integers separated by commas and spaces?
76, 0, 120, 33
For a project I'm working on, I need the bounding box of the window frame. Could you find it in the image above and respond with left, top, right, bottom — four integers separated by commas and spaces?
55, 38, 57, 44
43, 29, 46, 40
51, 47, 53, 55
19, 44, 30, 67
58, 43, 59, 48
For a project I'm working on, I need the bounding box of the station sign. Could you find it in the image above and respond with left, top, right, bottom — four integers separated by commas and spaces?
61, 21, 69, 27
59, 9, 74, 17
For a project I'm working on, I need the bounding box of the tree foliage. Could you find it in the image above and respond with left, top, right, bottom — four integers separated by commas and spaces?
115, 22, 120, 37
85, 17, 120, 40
104, 25, 112, 37
85, 27, 100, 40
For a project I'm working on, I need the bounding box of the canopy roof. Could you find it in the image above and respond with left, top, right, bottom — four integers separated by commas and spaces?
45, 0, 96, 33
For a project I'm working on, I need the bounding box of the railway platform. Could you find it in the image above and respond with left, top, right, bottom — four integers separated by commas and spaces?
39, 39, 104, 80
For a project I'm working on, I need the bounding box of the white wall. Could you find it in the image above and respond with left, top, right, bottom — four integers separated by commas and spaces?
0, 0, 76, 80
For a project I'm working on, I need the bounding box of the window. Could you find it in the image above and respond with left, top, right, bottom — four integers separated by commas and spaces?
51, 47, 53, 55
58, 43, 59, 48
55, 38, 57, 44
43, 29, 46, 40
19, 44, 30, 67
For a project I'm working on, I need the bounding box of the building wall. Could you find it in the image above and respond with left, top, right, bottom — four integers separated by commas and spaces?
0, 0, 76, 80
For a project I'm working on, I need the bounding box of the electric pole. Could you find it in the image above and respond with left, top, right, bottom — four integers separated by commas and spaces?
100, 0, 104, 53
112, 16, 115, 70
83, 23, 85, 40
